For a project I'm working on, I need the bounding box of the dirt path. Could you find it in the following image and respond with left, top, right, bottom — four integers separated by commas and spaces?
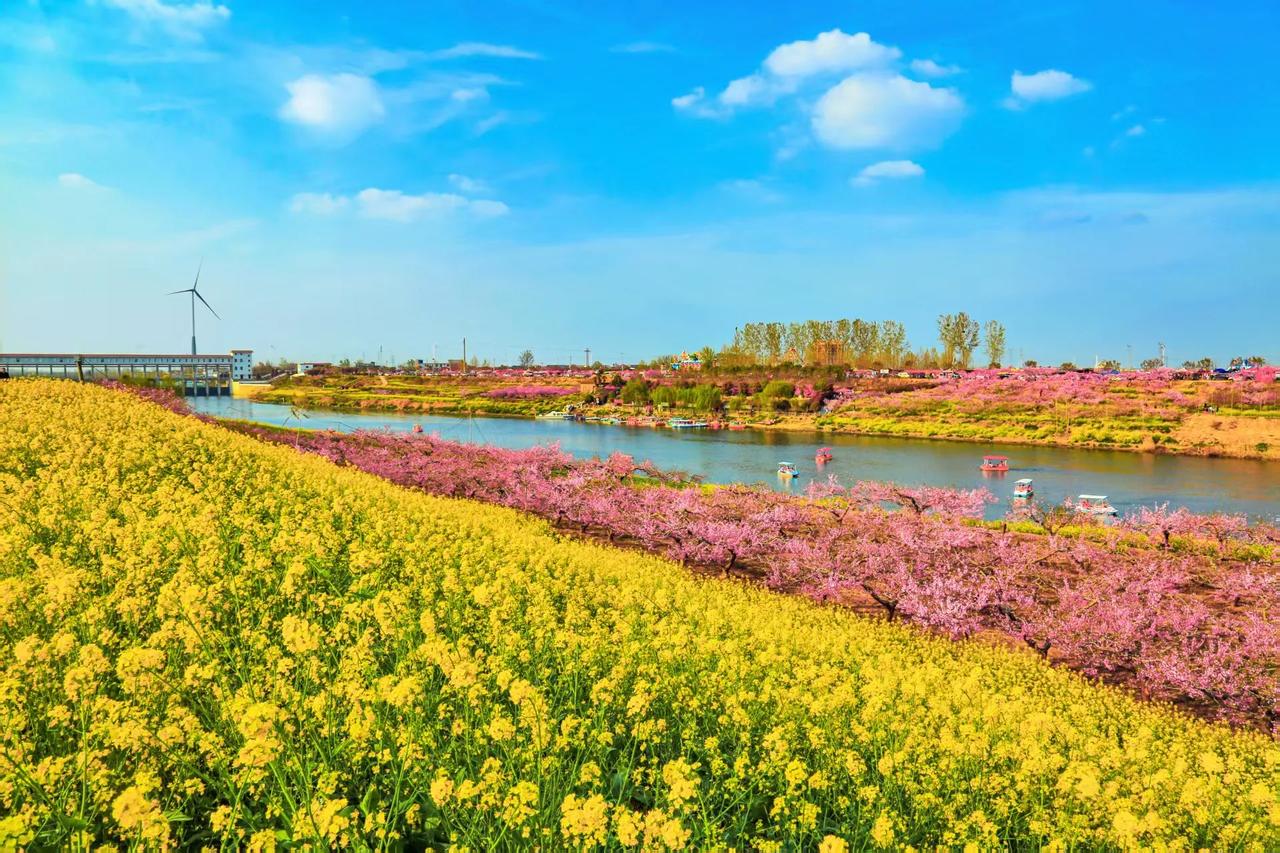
1175, 413, 1280, 459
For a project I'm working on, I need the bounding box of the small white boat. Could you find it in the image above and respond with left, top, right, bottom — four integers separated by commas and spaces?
777, 462, 798, 479
1067, 494, 1117, 516
1013, 478, 1034, 499
537, 410, 570, 419
668, 418, 708, 429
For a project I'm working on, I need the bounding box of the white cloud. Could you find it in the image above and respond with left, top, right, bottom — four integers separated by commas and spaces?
102, 0, 229, 38
1007, 69, 1092, 107
763, 29, 900, 77
719, 74, 779, 108
853, 159, 925, 186
286, 188, 508, 220
57, 172, 109, 190
448, 174, 490, 194
289, 192, 349, 215
474, 111, 512, 135
451, 87, 489, 103
355, 188, 509, 221
674, 29, 900, 116
813, 73, 964, 150
468, 199, 511, 218
279, 74, 385, 136
909, 58, 962, 78
672, 87, 723, 118
611, 41, 675, 54
719, 179, 784, 203
356, 189, 465, 221
1108, 122, 1151, 150
430, 42, 541, 60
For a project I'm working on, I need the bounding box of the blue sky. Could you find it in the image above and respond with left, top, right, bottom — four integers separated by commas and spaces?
1, 0, 1277, 366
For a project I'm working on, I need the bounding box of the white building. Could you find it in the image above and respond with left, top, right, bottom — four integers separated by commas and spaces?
231, 349, 253, 381
0, 349, 254, 395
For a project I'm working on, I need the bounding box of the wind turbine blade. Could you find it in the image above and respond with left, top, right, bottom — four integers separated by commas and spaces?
193, 258, 202, 290
194, 289, 220, 320
168, 288, 194, 295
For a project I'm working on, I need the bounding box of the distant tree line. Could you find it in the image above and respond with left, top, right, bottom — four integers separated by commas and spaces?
707, 314, 1007, 370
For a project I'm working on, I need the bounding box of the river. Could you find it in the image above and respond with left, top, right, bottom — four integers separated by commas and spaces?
191, 397, 1280, 521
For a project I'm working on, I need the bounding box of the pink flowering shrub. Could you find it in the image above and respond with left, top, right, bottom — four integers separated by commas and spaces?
485, 385, 577, 399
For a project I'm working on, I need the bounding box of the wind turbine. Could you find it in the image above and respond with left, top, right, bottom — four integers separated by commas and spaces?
168, 261, 219, 355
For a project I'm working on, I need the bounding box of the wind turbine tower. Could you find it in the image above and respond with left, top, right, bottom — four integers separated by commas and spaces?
168, 262, 220, 355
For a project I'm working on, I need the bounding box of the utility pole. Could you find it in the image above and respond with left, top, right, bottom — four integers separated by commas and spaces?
584, 347, 591, 368
1158, 341, 1167, 368
1127, 344, 1133, 370
462, 337, 467, 374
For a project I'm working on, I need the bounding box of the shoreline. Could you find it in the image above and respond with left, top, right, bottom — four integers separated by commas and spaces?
230, 390, 1280, 462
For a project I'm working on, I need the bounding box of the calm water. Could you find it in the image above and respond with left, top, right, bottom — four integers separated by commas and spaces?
192, 397, 1280, 521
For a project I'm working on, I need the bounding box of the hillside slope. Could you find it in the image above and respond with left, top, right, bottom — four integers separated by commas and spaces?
1, 380, 1277, 849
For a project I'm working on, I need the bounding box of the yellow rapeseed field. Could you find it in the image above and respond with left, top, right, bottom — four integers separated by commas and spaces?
1, 379, 1278, 850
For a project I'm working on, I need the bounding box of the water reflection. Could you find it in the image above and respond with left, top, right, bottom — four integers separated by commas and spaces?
191, 397, 1280, 521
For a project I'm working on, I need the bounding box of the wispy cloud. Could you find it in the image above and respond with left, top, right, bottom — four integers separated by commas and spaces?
288, 192, 349, 215
474, 111, 512, 135
288, 188, 509, 221
429, 42, 541, 61
448, 174, 491, 194
357, 189, 509, 221
719, 178, 784, 204
611, 41, 675, 54
57, 172, 110, 191
909, 58, 962, 78
101, 0, 230, 40
852, 159, 925, 186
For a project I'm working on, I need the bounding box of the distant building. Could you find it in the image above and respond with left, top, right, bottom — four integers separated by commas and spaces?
231, 349, 253, 381
670, 351, 703, 371
296, 361, 332, 375
0, 349, 253, 396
